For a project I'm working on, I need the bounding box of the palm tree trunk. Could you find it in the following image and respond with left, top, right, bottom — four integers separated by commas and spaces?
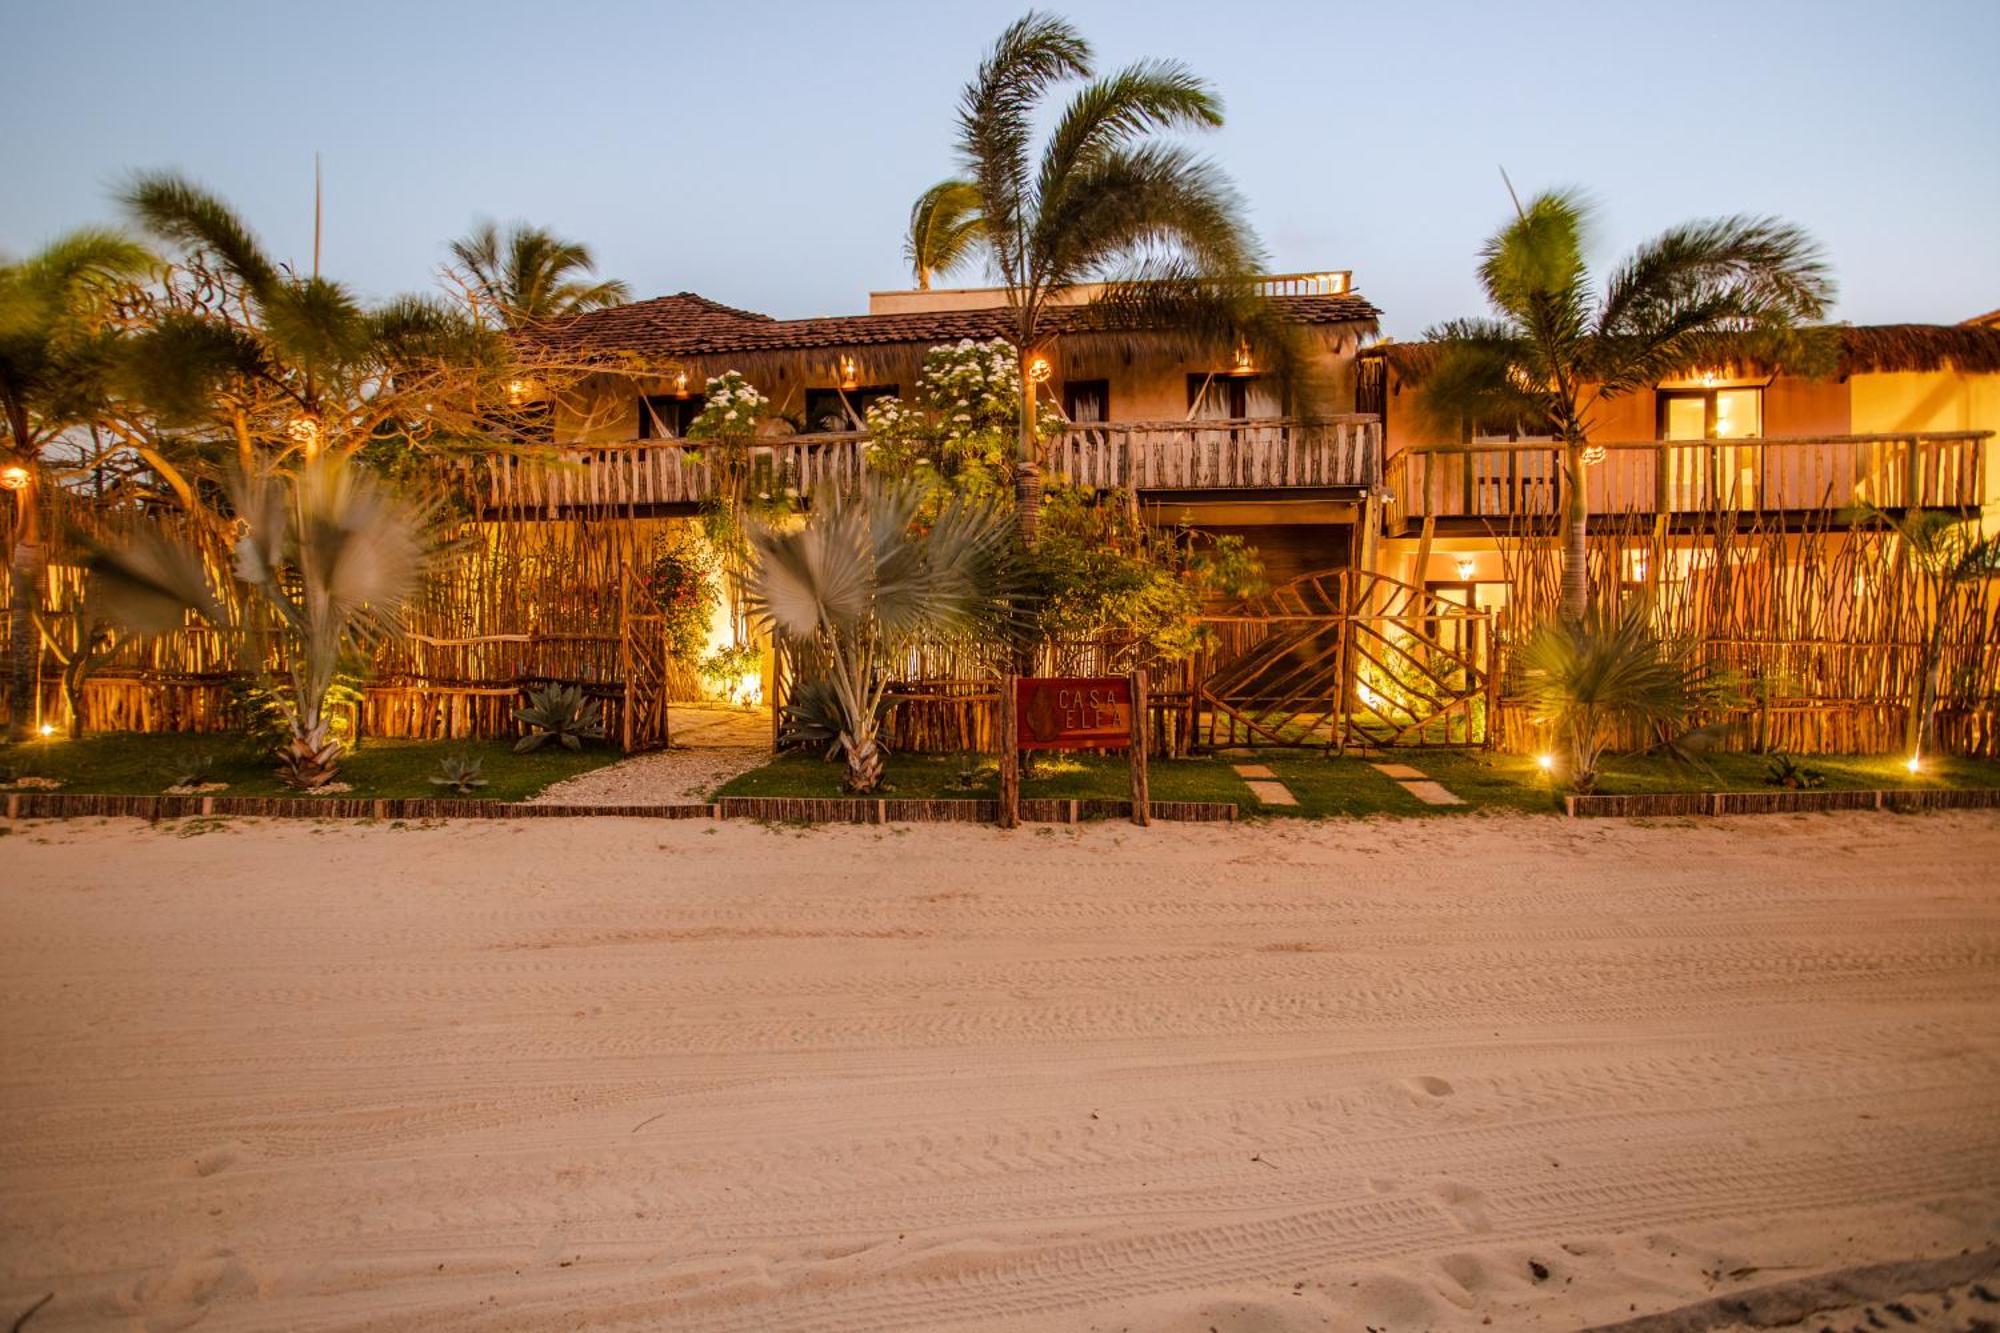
1014, 350, 1043, 548
843, 723, 885, 793
1561, 440, 1590, 620
6, 469, 42, 743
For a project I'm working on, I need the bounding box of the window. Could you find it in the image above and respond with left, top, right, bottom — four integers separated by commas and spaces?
1062, 379, 1109, 423
1187, 373, 1281, 420
637, 395, 701, 440
804, 385, 897, 434
1657, 387, 1763, 508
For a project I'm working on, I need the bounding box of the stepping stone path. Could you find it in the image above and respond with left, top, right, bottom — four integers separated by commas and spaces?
1230, 764, 1298, 807
1370, 761, 1466, 806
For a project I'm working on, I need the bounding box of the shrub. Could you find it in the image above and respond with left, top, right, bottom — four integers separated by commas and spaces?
514, 684, 606, 753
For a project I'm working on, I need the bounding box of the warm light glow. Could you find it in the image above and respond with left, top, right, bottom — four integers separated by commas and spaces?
504, 378, 532, 404
838, 356, 859, 391
1700, 371, 1717, 387
1231, 340, 1255, 375
287, 415, 321, 449
1537, 753, 1556, 772
0, 464, 28, 491
672, 370, 690, 398
1905, 755, 1921, 774
1454, 558, 1477, 581
1027, 355, 1052, 383
1580, 444, 1607, 466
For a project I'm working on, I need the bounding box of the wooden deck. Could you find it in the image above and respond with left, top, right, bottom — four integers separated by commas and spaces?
1385, 432, 1990, 528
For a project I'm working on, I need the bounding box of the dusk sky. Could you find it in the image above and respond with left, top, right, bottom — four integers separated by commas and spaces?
5, 0, 1996, 338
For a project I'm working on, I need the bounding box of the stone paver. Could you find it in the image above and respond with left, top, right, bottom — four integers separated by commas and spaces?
1370, 762, 1427, 779
1399, 779, 1466, 806
1243, 779, 1298, 807
1231, 763, 1277, 779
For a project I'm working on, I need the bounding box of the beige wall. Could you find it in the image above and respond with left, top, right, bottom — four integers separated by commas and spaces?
1850, 370, 2000, 527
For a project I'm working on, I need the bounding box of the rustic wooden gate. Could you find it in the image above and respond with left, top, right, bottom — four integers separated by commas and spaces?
1188, 569, 1496, 750
616, 565, 673, 752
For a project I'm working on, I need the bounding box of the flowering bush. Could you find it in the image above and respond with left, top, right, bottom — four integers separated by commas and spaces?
686, 370, 767, 446
640, 530, 719, 663
862, 339, 1052, 498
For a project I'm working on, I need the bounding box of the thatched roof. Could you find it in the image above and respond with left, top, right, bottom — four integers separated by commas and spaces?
1360, 323, 2000, 385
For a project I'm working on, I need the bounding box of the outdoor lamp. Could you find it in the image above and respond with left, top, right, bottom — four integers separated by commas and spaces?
0, 464, 29, 491
1027, 355, 1052, 383
672, 370, 690, 398
838, 356, 859, 390
1231, 340, 1255, 375
1455, 558, 1476, 581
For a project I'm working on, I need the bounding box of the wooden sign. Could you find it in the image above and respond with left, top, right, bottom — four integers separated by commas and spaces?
999, 671, 1150, 829
1015, 677, 1132, 751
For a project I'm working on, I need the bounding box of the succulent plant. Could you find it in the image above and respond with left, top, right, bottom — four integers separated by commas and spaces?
430, 753, 489, 793
513, 684, 606, 753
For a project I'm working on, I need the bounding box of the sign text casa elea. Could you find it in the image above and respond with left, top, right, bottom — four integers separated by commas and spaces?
1015, 676, 1133, 751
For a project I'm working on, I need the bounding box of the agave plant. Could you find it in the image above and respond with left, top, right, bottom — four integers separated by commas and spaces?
513, 683, 605, 753
1763, 752, 1826, 791
1516, 599, 1712, 794
87, 456, 432, 789
749, 478, 1016, 793
430, 753, 489, 793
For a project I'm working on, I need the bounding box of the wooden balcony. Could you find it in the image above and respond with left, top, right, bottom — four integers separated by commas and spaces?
470, 417, 1384, 516
1385, 432, 1991, 529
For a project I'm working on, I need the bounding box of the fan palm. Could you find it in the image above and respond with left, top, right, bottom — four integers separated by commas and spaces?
88, 456, 432, 788
748, 477, 1016, 792
1417, 189, 1832, 620
905, 180, 985, 290
1516, 598, 1710, 793
448, 221, 630, 329
940, 12, 1294, 544
2, 229, 155, 740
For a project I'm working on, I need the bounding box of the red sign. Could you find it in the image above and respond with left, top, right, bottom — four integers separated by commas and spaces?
1015, 676, 1133, 751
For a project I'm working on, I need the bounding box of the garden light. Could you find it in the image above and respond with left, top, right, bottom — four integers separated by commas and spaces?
1905, 754, 1921, 774
38, 723, 56, 737
1537, 753, 1555, 772
1027, 354, 1052, 383
0, 464, 29, 491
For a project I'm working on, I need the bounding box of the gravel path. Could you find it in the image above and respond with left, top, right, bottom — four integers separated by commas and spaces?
528, 745, 766, 805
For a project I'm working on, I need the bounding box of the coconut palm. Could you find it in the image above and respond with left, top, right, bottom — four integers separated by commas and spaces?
748, 477, 1016, 792
1, 229, 155, 740
448, 221, 630, 329
1517, 598, 1711, 793
1417, 189, 1832, 620
940, 12, 1294, 544
905, 180, 985, 290
88, 456, 432, 788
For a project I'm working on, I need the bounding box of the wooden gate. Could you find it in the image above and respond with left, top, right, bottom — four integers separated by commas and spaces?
1187, 569, 1496, 750
617, 565, 673, 752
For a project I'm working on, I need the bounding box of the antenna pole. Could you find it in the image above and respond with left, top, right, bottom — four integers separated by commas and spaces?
313, 152, 323, 278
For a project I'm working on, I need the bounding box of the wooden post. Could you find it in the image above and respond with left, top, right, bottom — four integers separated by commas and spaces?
617, 566, 635, 753
1127, 668, 1151, 827
998, 673, 1020, 829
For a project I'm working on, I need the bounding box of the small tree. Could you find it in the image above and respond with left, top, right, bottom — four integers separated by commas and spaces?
1880, 508, 2000, 761
748, 478, 1015, 793
89, 457, 431, 788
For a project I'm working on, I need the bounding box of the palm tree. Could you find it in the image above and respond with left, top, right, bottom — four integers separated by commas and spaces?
905, 180, 984, 290
748, 478, 1016, 793
448, 221, 630, 329
939, 12, 1290, 544
1517, 598, 1711, 793
1876, 507, 2000, 761
88, 456, 432, 788
1417, 189, 1832, 620
1, 229, 155, 740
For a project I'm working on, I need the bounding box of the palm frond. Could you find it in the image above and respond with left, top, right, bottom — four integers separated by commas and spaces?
83, 526, 224, 635
906, 179, 986, 288
1035, 61, 1221, 215
122, 171, 277, 295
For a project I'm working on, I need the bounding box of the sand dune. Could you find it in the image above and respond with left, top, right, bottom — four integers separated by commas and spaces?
1, 811, 1996, 1331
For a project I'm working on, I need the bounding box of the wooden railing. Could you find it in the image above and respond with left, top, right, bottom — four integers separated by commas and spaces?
1385, 432, 1991, 525
472, 418, 1384, 514
1046, 417, 1381, 492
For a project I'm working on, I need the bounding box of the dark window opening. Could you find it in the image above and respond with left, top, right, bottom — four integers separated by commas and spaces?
1062, 378, 1110, 423
1186, 373, 1281, 419
805, 385, 897, 434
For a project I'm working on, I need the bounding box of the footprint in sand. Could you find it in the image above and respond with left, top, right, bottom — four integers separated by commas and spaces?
186, 1142, 246, 1178
1432, 1180, 1493, 1233
123, 1250, 255, 1332
1407, 1075, 1455, 1098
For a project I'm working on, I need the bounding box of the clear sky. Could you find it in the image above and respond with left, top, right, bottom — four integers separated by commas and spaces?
4, 0, 1996, 338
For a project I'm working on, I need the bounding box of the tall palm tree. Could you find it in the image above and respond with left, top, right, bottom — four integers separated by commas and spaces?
1418, 189, 1832, 620
89, 456, 432, 788
749, 477, 1016, 793
905, 180, 984, 290
1, 229, 155, 740
448, 221, 630, 328
939, 12, 1288, 544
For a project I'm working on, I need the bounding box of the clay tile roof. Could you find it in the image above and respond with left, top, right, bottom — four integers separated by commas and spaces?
530, 290, 1380, 361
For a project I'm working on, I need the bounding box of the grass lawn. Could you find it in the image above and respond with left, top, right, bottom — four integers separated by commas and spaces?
0, 733, 623, 802
714, 750, 1248, 807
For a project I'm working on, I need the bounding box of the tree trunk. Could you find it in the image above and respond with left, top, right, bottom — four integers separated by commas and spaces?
6, 475, 42, 743
1014, 350, 1042, 548
1561, 440, 1590, 620
843, 725, 885, 794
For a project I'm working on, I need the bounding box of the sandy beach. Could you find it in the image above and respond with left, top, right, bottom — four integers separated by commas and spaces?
1, 810, 1996, 1332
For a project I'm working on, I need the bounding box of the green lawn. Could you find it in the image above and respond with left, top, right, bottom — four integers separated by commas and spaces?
714, 750, 1247, 807
0, 733, 623, 801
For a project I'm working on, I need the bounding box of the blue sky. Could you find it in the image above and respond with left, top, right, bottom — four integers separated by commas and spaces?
4, 0, 1996, 337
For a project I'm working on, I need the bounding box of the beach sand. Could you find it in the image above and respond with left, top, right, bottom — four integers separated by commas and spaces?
1, 810, 1996, 1331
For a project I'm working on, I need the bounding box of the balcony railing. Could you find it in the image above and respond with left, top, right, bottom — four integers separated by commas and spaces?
471, 417, 1384, 515
1385, 432, 1990, 527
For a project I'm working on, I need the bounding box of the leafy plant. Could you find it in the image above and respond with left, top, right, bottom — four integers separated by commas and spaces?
513, 683, 606, 753
429, 753, 489, 793
1516, 599, 1712, 794
1763, 752, 1825, 790
639, 530, 719, 662
161, 743, 224, 789
446, 221, 629, 329
777, 676, 891, 761
699, 642, 763, 704
750, 477, 1017, 793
